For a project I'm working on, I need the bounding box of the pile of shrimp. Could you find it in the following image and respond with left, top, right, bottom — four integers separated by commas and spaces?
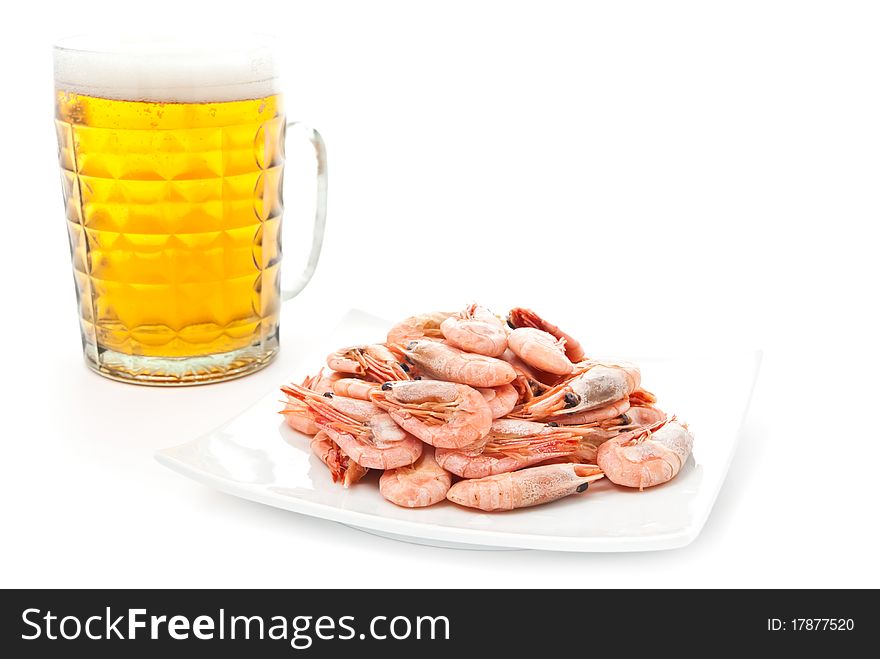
280, 305, 694, 512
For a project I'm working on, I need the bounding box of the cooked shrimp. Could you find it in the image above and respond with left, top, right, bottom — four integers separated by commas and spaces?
283, 399, 321, 435
367, 413, 411, 446
629, 388, 658, 407
326, 344, 411, 382
379, 448, 452, 508
326, 348, 364, 375
597, 418, 693, 489
323, 425, 423, 470
331, 377, 378, 400
499, 349, 556, 404
370, 379, 493, 449
552, 397, 631, 425
435, 419, 580, 478
280, 373, 330, 435
310, 431, 369, 487
387, 311, 454, 345
541, 422, 626, 464
507, 307, 586, 362
281, 383, 410, 445
565, 433, 615, 463
476, 384, 518, 418
282, 382, 381, 421
500, 349, 559, 386
306, 369, 347, 393
625, 405, 667, 427
446, 463, 604, 511
440, 304, 508, 357
287, 386, 423, 469
508, 327, 574, 376
401, 340, 516, 388
512, 361, 640, 420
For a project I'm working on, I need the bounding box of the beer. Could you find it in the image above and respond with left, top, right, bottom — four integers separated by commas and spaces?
54, 37, 327, 385
55, 89, 285, 382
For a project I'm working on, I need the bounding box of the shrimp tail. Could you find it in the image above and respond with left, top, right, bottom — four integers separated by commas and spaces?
630, 388, 657, 407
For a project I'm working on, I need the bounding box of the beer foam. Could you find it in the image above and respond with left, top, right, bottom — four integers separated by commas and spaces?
53, 36, 279, 103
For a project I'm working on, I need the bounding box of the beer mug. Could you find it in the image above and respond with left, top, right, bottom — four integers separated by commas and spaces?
53, 37, 326, 385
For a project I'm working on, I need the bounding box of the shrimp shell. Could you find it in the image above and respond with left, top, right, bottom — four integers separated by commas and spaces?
284, 383, 414, 449
326, 344, 411, 383
331, 378, 378, 400
368, 412, 410, 446
323, 425, 423, 470
629, 388, 657, 407
551, 397, 631, 425
281, 382, 382, 422
371, 380, 493, 449
512, 362, 640, 420
280, 373, 330, 436
440, 304, 508, 357
597, 419, 693, 490
476, 384, 519, 419
507, 307, 586, 362
446, 463, 604, 511
379, 448, 452, 508
508, 327, 574, 376
387, 311, 454, 345
283, 398, 321, 435
435, 419, 580, 478
310, 431, 369, 487
625, 405, 667, 427
401, 340, 516, 388
539, 424, 624, 464
307, 369, 347, 393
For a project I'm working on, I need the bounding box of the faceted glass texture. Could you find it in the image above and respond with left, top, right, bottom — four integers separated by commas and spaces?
55, 92, 286, 384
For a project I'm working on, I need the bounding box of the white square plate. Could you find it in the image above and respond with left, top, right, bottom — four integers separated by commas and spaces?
156, 310, 760, 552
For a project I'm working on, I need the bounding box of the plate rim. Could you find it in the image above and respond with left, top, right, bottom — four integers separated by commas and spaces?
155, 449, 700, 552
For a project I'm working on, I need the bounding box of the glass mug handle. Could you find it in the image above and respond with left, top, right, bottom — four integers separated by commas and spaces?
281, 121, 328, 301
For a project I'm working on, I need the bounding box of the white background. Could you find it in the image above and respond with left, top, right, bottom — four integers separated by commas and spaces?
1, 0, 878, 588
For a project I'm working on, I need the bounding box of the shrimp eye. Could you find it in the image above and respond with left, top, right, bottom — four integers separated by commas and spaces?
406, 341, 418, 350
381, 382, 393, 391
576, 482, 590, 493
413, 376, 422, 380
399, 362, 410, 372
619, 413, 630, 425
564, 392, 580, 408
322, 392, 333, 398
546, 421, 559, 427
507, 317, 516, 329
